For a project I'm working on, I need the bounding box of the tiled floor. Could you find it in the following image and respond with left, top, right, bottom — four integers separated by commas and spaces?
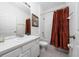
40, 45, 69, 57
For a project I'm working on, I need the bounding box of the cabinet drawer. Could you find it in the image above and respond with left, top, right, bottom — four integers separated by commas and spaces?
2, 48, 21, 57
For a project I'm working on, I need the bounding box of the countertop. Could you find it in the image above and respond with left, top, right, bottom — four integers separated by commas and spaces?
0, 35, 40, 56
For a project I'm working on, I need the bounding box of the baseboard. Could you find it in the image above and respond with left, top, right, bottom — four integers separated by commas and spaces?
55, 48, 69, 54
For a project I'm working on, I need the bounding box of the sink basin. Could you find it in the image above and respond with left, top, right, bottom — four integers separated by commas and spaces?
4, 35, 37, 43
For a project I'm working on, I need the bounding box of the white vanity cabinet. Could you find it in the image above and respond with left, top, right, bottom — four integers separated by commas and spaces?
1, 37, 40, 57
21, 39, 40, 57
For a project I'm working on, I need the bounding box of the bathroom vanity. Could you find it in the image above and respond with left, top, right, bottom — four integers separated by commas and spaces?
0, 35, 40, 57
0, 3, 40, 57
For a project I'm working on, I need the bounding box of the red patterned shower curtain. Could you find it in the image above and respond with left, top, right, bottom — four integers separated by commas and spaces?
51, 7, 69, 50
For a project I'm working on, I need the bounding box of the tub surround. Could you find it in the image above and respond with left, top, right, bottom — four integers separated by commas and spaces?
0, 35, 40, 57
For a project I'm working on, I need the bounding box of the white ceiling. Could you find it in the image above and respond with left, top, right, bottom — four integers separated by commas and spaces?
39, 2, 66, 11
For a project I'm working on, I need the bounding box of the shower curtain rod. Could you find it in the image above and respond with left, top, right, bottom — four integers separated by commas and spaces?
41, 6, 69, 15
41, 10, 73, 19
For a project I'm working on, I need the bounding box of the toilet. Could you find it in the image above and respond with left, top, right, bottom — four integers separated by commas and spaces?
39, 40, 48, 50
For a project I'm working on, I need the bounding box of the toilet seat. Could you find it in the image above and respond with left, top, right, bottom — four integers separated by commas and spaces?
39, 41, 48, 50
39, 41, 48, 46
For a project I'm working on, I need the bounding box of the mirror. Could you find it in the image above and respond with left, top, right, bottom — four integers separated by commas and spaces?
0, 2, 31, 37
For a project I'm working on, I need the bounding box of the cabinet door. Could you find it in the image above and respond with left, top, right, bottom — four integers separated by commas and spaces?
31, 44, 39, 57
22, 42, 33, 53
20, 49, 31, 57
2, 48, 21, 57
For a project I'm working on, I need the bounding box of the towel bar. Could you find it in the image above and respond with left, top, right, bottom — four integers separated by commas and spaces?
69, 35, 75, 39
